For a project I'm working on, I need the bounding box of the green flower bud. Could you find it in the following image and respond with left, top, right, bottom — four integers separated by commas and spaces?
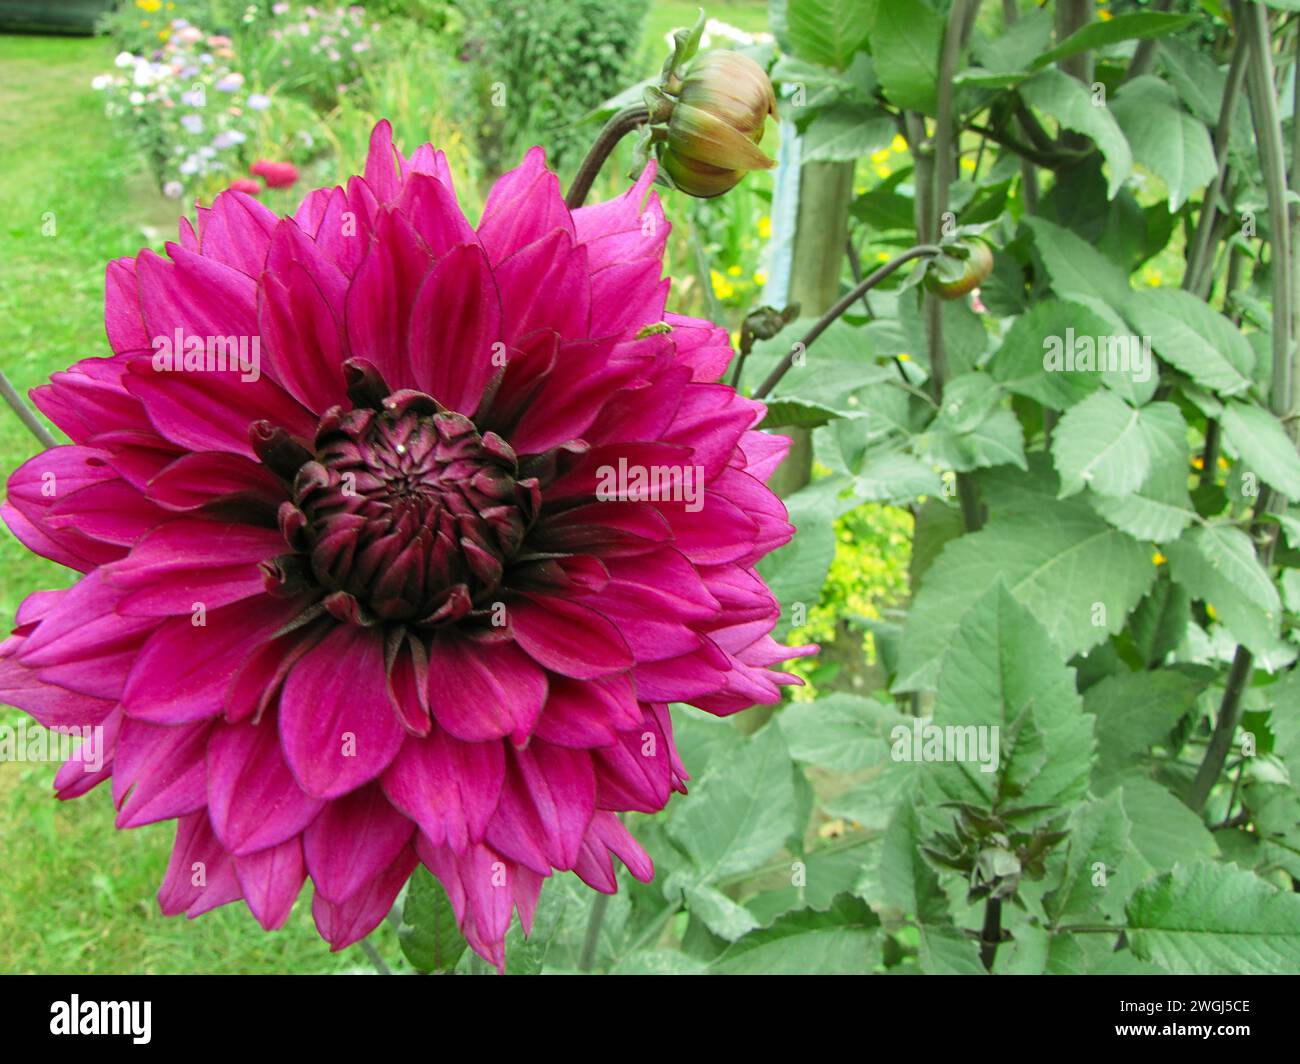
658, 51, 776, 198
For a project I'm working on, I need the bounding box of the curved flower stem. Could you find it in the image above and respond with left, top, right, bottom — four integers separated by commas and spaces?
751, 244, 942, 401
359, 938, 392, 975
564, 105, 651, 210
0, 367, 56, 449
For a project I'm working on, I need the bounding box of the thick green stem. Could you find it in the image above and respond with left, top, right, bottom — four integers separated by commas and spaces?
564, 105, 649, 210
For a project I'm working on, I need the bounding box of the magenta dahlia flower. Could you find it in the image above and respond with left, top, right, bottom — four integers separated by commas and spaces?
0, 122, 809, 969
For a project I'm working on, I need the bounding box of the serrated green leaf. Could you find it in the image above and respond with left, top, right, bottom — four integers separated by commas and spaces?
785, 0, 872, 70
1112, 76, 1216, 211
399, 865, 468, 973
1220, 400, 1300, 499
895, 501, 1155, 692
1164, 524, 1282, 655
1031, 10, 1195, 70
1025, 216, 1132, 305
1126, 862, 1300, 974
1019, 69, 1132, 198
1122, 287, 1254, 396
989, 299, 1113, 410
872, 0, 942, 114
709, 895, 881, 974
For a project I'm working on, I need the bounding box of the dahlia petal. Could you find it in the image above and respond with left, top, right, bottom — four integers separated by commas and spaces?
234, 836, 305, 930
534, 673, 641, 748
665, 311, 734, 381
46, 478, 166, 546
485, 742, 596, 873
362, 119, 402, 204
158, 812, 242, 918
312, 844, 418, 950
112, 717, 211, 828
592, 708, 676, 812
197, 189, 279, 277
122, 594, 307, 724
279, 624, 405, 798
509, 595, 633, 679
381, 727, 504, 851
476, 146, 573, 264
425, 632, 547, 743
407, 242, 502, 414
344, 208, 435, 391
145, 451, 285, 514
493, 228, 591, 343
572, 810, 654, 892
53, 707, 121, 799
105, 258, 150, 355
394, 171, 478, 258
417, 839, 542, 972
207, 715, 325, 855
259, 262, 350, 414
303, 782, 414, 904
123, 353, 316, 459
571, 163, 666, 272
0, 651, 116, 730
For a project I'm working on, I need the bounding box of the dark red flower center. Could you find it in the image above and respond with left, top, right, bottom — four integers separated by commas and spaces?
265, 379, 538, 626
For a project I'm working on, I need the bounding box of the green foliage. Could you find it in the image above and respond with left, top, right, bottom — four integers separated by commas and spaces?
457, 0, 650, 175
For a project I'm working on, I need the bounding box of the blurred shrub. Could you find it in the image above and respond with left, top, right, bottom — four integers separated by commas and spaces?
457, 0, 649, 176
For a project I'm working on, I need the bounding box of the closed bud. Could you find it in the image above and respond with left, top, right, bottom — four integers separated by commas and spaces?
659, 51, 776, 198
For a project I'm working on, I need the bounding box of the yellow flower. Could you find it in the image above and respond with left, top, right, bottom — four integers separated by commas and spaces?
136, 0, 162, 11
158, 28, 170, 40
1207, 603, 1218, 621
727, 264, 743, 277
753, 270, 767, 285
1152, 551, 1167, 566
891, 134, 907, 153
960, 157, 976, 172
899, 353, 911, 362
875, 251, 890, 263
757, 215, 771, 239
1191, 455, 1204, 470
710, 269, 735, 300
1099, 8, 1113, 21
874, 164, 891, 178
1218, 455, 1229, 470
871, 148, 890, 164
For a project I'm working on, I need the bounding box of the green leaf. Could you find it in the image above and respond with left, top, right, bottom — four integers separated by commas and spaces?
683, 884, 760, 942
1088, 403, 1194, 543
666, 725, 800, 884
1044, 791, 1131, 925
1110, 776, 1219, 879
928, 581, 1094, 813
1122, 287, 1254, 396
1111, 76, 1216, 212
1024, 216, 1132, 306
802, 105, 895, 162
757, 474, 848, 635
895, 500, 1155, 691
1126, 862, 1300, 974
1031, 10, 1196, 70
915, 373, 1027, 474
709, 895, 881, 974
1164, 524, 1282, 655
989, 299, 1113, 410
399, 866, 468, 973
871, 0, 942, 115
1220, 400, 1300, 499
1052, 391, 1153, 498
757, 396, 844, 430
1019, 69, 1132, 198
779, 693, 908, 774
785, 0, 873, 70
611, 950, 707, 975
1085, 670, 1202, 785
852, 451, 945, 503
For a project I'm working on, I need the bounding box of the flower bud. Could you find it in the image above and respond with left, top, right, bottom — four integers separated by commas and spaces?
660, 51, 776, 198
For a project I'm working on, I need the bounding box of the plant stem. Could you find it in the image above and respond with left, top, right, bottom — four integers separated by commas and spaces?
927, 0, 985, 534
579, 892, 610, 972
752, 244, 942, 400
980, 896, 1002, 971
1184, 28, 1248, 298
359, 939, 392, 975
564, 105, 650, 210
1188, 1, 1296, 812
0, 368, 57, 449
1125, 0, 1174, 82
